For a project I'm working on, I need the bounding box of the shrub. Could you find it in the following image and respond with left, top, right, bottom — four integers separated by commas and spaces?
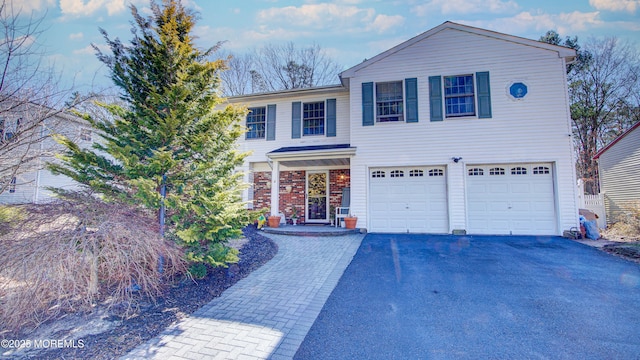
0, 193, 187, 333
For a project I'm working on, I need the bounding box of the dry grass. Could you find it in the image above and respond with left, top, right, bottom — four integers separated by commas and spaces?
0, 194, 187, 334
603, 201, 640, 242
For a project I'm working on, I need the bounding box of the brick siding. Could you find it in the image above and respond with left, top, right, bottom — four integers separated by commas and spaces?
252, 168, 350, 224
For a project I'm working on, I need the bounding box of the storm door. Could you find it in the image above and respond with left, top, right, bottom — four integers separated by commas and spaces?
306, 171, 329, 223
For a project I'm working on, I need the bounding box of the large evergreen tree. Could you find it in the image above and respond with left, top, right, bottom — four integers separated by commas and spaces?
49, 0, 249, 267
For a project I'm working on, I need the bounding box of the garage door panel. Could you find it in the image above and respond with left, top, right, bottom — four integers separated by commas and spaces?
511, 183, 531, 193
369, 167, 448, 233
488, 184, 509, 194
467, 163, 556, 235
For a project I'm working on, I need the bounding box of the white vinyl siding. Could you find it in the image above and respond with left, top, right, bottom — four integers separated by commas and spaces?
231, 90, 350, 167
348, 27, 577, 235
597, 125, 640, 224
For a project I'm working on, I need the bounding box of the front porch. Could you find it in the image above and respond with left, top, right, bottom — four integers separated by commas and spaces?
249, 144, 356, 227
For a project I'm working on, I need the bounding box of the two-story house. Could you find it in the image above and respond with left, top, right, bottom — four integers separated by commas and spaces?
0, 101, 91, 204
230, 21, 579, 236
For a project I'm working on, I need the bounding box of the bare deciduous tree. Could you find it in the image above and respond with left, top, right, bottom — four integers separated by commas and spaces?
569, 37, 640, 194
220, 42, 342, 96
540, 31, 640, 195
0, 0, 88, 196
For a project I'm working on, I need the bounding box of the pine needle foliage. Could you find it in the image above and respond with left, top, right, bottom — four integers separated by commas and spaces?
49, 0, 250, 267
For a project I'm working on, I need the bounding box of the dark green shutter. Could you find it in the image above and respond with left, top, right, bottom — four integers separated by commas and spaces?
429, 76, 443, 121
476, 71, 492, 119
266, 104, 276, 141
405, 78, 418, 123
291, 102, 301, 139
326, 99, 336, 137
362, 82, 374, 126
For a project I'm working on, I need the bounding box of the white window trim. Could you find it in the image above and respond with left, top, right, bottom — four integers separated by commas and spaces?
374, 80, 405, 123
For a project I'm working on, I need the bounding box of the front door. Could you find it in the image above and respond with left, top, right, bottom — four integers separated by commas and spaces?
306, 171, 329, 223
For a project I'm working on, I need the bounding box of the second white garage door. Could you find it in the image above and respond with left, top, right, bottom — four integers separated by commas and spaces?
369, 167, 448, 233
466, 163, 557, 235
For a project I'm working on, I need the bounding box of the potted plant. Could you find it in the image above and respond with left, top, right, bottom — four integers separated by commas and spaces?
344, 213, 357, 229
268, 214, 281, 228
290, 205, 299, 226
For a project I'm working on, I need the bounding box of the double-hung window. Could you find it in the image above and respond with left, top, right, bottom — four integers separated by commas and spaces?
246, 107, 266, 139
429, 71, 491, 121
444, 75, 475, 117
303, 102, 324, 136
362, 78, 417, 126
376, 81, 404, 122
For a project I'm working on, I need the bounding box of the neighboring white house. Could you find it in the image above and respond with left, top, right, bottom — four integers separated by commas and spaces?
230, 21, 579, 236
0, 102, 92, 204
594, 121, 640, 225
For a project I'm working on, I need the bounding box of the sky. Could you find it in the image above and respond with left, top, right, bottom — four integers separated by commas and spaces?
10, 0, 640, 93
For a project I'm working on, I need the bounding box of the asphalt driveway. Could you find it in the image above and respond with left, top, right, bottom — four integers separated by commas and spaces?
294, 234, 640, 359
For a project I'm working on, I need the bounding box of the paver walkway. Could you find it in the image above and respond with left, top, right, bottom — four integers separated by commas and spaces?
123, 232, 364, 360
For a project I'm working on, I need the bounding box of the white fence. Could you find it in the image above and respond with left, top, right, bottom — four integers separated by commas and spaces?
578, 193, 607, 229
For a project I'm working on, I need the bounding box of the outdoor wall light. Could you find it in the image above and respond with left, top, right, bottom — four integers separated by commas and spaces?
452, 157, 463, 163
285, 185, 292, 193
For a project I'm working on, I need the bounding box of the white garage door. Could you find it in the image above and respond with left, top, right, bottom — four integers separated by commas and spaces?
369, 167, 448, 233
466, 164, 556, 235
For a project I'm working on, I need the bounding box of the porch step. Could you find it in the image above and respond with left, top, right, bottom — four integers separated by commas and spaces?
262, 225, 360, 237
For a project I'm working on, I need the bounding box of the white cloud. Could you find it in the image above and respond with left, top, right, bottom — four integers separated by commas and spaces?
257, 4, 374, 30
413, 0, 519, 16
367, 14, 405, 33
73, 44, 96, 55
10, 0, 56, 13
59, 0, 147, 17
462, 10, 603, 37
69, 32, 84, 40
589, 0, 638, 13
255, 3, 406, 37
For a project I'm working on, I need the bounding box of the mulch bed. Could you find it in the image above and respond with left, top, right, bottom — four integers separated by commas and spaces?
16, 226, 277, 360
602, 243, 640, 263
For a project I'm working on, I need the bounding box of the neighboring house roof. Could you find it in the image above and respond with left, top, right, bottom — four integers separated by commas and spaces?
594, 121, 640, 159
339, 21, 577, 85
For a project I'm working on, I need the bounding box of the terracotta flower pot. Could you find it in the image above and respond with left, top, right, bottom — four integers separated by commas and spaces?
344, 217, 357, 229
268, 216, 281, 228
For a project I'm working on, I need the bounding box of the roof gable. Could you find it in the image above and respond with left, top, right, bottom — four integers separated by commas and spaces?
339, 21, 577, 81
594, 121, 640, 159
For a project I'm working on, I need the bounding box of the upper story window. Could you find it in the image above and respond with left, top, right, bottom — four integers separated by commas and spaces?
444, 75, 475, 117
303, 102, 325, 136
429, 72, 491, 121
376, 81, 404, 122
0, 117, 21, 142
246, 107, 266, 139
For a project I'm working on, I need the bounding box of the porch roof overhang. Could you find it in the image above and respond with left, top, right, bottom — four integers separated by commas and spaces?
266, 144, 356, 168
